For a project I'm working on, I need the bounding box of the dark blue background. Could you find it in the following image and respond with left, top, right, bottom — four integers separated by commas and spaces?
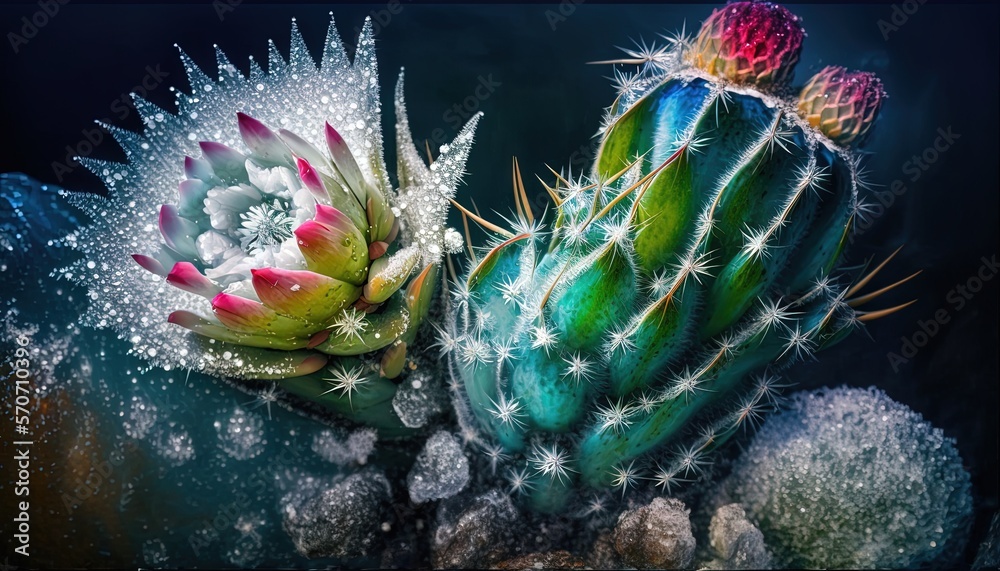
2, 1, 997, 561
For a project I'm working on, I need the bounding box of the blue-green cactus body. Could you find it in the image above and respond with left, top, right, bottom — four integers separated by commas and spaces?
449, 3, 892, 511
451, 70, 865, 511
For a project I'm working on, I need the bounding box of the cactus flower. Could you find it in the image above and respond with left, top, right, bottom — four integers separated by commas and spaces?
149, 112, 421, 360
65, 18, 480, 430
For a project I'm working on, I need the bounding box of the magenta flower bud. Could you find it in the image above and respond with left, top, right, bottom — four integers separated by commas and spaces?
211, 291, 282, 332
166, 261, 222, 298
198, 141, 247, 180
237, 112, 293, 166
294, 218, 369, 285
797, 66, 886, 146
132, 253, 167, 277
184, 155, 214, 182
692, 1, 805, 88
250, 267, 358, 324
158, 204, 199, 258
296, 157, 329, 203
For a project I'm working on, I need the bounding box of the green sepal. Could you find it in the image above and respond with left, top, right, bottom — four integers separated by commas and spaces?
177, 311, 311, 351
363, 245, 419, 304
400, 263, 439, 345
279, 359, 412, 436
314, 295, 410, 356
317, 170, 371, 240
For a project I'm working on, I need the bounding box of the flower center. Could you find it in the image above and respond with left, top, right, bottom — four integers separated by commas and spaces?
238, 199, 294, 255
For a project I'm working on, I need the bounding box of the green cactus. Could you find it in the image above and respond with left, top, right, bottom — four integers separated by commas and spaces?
448, 1, 909, 511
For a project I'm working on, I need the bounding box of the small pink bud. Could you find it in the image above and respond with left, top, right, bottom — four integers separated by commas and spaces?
797, 66, 886, 146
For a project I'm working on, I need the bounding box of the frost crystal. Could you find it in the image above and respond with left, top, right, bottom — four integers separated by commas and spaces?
394, 71, 481, 266
153, 424, 196, 466
311, 427, 378, 466
123, 396, 160, 440
215, 406, 265, 460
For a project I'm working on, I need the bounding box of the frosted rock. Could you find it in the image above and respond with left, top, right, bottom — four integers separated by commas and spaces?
432, 489, 518, 568
391, 370, 447, 428
712, 386, 973, 569
613, 497, 695, 569
407, 431, 470, 503
493, 550, 587, 569
281, 469, 391, 559
588, 531, 624, 570
706, 504, 772, 569
311, 427, 377, 466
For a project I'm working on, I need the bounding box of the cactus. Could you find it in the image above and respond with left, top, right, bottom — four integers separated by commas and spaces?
448, 1, 911, 511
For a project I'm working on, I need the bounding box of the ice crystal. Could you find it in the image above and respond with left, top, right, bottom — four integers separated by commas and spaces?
311, 427, 378, 466
320, 363, 369, 406
595, 398, 634, 435
394, 71, 481, 265
488, 394, 527, 429
215, 406, 265, 460
330, 307, 368, 343
407, 430, 470, 503
529, 442, 574, 484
